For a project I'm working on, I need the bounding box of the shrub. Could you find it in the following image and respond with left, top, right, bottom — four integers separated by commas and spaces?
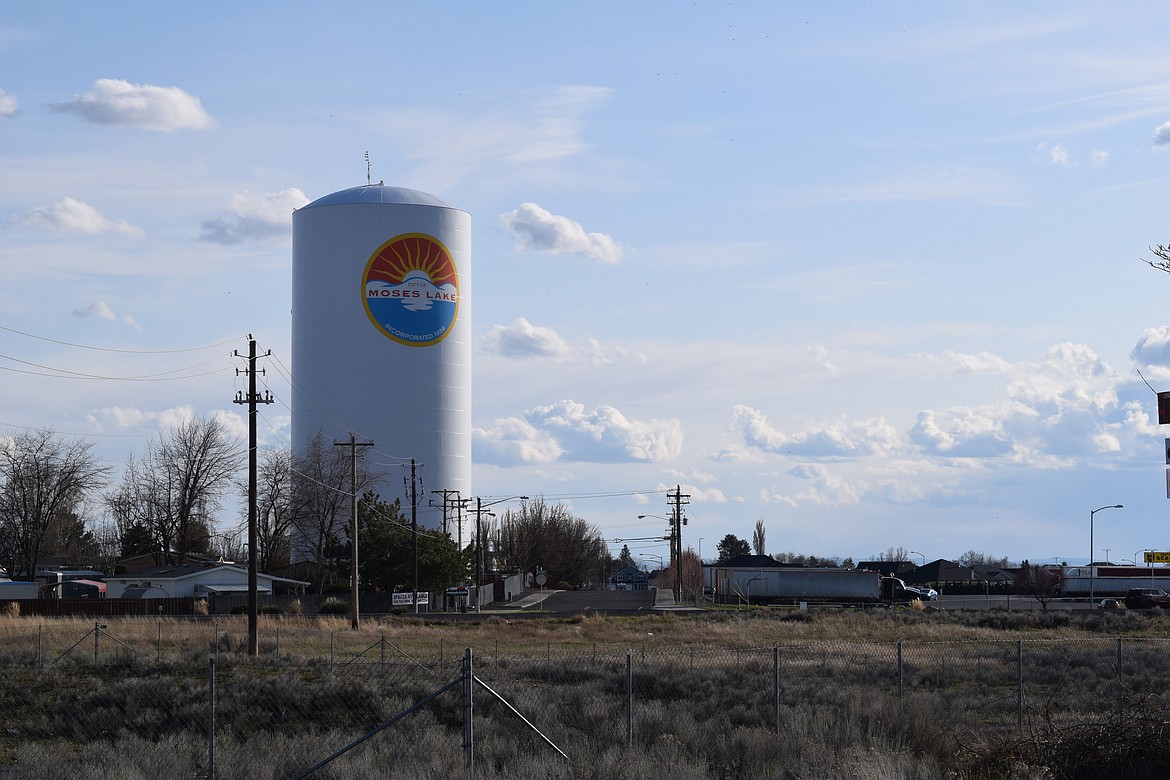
318, 597, 350, 615
1, 601, 19, 617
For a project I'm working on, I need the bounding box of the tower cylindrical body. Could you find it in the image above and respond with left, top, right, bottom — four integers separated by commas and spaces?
291, 184, 471, 531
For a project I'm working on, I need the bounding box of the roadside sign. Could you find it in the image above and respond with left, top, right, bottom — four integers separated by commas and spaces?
391, 591, 429, 606
1144, 552, 1170, 564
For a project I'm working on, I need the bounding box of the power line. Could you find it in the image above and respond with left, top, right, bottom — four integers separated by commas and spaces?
0, 324, 245, 354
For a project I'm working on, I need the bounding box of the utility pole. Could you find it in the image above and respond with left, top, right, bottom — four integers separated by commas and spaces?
406, 458, 424, 614
233, 335, 273, 657
668, 485, 690, 603
334, 434, 373, 629
430, 488, 464, 537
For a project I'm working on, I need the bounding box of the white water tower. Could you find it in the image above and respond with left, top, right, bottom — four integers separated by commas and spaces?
291, 184, 471, 531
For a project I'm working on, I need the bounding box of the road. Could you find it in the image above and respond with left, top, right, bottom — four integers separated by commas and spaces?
501, 588, 656, 614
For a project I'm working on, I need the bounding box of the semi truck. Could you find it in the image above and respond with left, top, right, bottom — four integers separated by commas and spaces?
710, 567, 935, 605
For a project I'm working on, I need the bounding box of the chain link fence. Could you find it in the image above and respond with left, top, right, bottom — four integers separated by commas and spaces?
2, 624, 1169, 778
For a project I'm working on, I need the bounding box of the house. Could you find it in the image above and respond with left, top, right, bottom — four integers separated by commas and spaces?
609, 565, 650, 591
103, 564, 309, 600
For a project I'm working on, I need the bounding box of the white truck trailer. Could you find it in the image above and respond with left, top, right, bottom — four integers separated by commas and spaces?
0, 580, 40, 600
711, 567, 932, 605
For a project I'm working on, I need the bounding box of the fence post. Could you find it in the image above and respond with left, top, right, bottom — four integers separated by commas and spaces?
896, 640, 903, 699
626, 650, 633, 748
208, 656, 217, 780
380, 630, 385, 669
773, 644, 780, 734
463, 648, 474, 774
157, 622, 162, 663
94, 621, 100, 665
1016, 639, 1024, 729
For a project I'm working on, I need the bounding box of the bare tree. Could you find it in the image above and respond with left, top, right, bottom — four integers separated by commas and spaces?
958, 550, 1010, 568
236, 446, 295, 573
656, 547, 703, 600
1144, 243, 1170, 274
289, 432, 369, 594
752, 519, 766, 555
492, 498, 608, 588
1015, 560, 1064, 610
110, 416, 243, 566
875, 546, 911, 563
0, 428, 109, 577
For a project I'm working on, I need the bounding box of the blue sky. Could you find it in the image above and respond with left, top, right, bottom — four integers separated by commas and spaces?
4, 2, 1170, 568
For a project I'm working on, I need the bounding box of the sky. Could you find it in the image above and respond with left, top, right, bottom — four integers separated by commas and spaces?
4, 2, 1170, 570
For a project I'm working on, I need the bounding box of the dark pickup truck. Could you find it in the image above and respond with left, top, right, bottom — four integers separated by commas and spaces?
1124, 588, 1170, 609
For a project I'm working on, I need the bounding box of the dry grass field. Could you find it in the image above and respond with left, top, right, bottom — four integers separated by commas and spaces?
2, 606, 1170, 779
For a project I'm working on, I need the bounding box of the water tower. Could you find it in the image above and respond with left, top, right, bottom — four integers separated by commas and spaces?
291, 184, 471, 532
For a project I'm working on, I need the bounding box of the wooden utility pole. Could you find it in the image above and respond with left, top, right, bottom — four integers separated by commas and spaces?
334, 434, 373, 629
407, 458, 424, 614
668, 485, 690, 603
233, 335, 273, 656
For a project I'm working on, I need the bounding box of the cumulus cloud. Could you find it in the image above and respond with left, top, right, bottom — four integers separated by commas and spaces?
1131, 326, 1170, 367
473, 417, 564, 466
477, 400, 683, 465
86, 404, 197, 433
527, 400, 683, 463
1154, 121, 1170, 147
0, 89, 17, 118
499, 202, 622, 264
909, 409, 1014, 457
199, 188, 308, 244
1040, 142, 1071, 166
13, 197, 143, 236
71, 300, 142, 330
1089, 149, 1109, 166
731, 405, 900, 458
51, 78, 214, 132
482, 318, 574, 360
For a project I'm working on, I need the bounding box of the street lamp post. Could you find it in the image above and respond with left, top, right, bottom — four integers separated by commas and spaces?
910, 550, 925, 567
1090, 504, 1123, 607
473, 495, 529, 612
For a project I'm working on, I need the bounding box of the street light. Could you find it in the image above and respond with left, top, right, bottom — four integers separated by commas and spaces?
1090, 504, 1123, 607
473, 495, 529, 612
910, 550, 925, 567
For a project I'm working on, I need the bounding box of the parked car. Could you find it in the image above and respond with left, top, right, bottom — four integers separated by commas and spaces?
1098, 598, 1123, 610
1123, 588, 1170, 609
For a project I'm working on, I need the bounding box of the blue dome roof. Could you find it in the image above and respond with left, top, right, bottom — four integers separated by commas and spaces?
301, 184, 455, 210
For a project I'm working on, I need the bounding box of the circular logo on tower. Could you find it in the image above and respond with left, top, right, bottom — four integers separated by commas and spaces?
362, 233, 460, 347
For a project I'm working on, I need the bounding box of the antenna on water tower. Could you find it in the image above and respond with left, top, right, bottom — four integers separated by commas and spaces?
365, 151, 371, 186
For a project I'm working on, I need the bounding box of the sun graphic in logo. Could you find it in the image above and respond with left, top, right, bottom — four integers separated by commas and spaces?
362, 233, 460, 347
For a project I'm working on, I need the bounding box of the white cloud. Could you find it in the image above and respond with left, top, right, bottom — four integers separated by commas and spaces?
583, 338, 647, 367
931, 350, 1013, 374
377, 84, 613, 190
1089, 149, 1109, 166
1131, 326, 1170, 367
1153, 121, 1170, 147
51, 78, 214, 132
484, 399, 683, 464
909, 409, 1014, 457
71, 300, 142, 330
499, 202, 623, 264
472, 417, 564, 465
528, 400, 683, 463
731, 405, 901, 458
482, 318, 574, 360
52, 78, 215, 132
199, 188, 308, 244
86, 404, 197, 433
1047, 142, 1071, 166
0, 89, 16, 118
13, 197, 143, 236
